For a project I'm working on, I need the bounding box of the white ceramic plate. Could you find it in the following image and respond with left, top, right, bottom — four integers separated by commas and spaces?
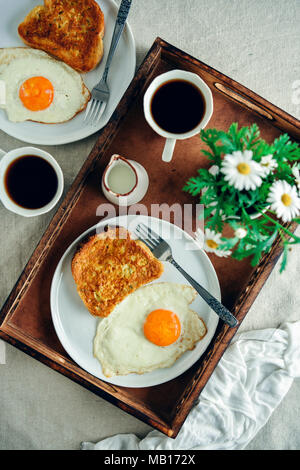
0, 0, 136, 145
50, 215, 221, 387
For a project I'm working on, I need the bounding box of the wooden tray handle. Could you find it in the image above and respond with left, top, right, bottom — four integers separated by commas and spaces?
214, 82, 274, 121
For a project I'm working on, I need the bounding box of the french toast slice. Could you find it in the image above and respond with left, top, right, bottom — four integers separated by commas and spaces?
18, 0, 105, 72
71, 227, 164, 317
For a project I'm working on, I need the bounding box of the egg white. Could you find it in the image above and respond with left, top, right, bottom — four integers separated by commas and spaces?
0, 48, 90, 123
93, 282, 207, 377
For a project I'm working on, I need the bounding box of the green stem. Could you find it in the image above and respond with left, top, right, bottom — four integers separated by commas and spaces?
259, 211, 300, 242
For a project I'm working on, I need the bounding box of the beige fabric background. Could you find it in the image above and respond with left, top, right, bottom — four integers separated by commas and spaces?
0, 0, 300, 450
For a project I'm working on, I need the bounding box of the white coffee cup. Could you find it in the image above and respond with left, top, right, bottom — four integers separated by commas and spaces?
0, 146, 64, 217
143, 69, 213, 162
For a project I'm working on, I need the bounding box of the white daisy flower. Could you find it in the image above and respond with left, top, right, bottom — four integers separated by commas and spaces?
292, 165, 300, 192
267, 180, 300, 223
195, 228, 231, 257
208, 164, 219, 177
260, 154, 278, 175
234, 227, 247, 239
221, 150, 265, 191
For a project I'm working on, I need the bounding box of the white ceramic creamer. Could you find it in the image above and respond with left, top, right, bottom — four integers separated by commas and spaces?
101, 154, 149, 206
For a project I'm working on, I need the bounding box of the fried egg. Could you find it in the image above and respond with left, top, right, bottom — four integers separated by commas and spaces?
93, 282, 207, 377
0, 48, 90, 123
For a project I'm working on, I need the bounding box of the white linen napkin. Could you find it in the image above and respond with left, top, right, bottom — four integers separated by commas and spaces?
81, 321, 300, 450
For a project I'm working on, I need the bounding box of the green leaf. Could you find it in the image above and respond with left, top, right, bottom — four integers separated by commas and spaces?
279, 242, 289, 273
182, 176, 208, 196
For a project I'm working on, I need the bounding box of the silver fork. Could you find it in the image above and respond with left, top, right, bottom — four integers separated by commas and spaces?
84, 0, 133, 125
135, 223, 238, 328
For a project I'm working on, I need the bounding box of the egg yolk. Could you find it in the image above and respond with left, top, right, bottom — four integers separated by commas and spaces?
19, 76, 54, 111
144, 309, 181, 347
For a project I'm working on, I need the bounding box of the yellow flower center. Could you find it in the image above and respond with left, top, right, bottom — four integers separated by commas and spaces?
206, 239, 219, 249
237, 162, 251, 175
281, 193, 292, 207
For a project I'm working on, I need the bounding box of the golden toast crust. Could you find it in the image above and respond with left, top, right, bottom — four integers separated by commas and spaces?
18, 0, 105, 72
71, 227, 164, 317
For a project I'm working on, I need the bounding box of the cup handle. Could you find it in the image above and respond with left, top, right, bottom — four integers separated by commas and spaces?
162, 138, 176, 163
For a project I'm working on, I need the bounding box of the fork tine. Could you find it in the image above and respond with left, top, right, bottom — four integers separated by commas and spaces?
136, 234, 154, 251
137, 223, 162, 244
83, 100, 93, 121
91, 101, 106, 126
136, 224, 151, 239
135, 226, 157, 248
136, 224, 157, 245
135, 224, 150, 239
84, 99, 96, 121
94, 101, 106, 122
89, 99, 98, 119
90, 100, 102, 123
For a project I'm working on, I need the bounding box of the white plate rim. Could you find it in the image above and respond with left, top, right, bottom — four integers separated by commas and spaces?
0, 0, 136, 146
50, 215, 221, 387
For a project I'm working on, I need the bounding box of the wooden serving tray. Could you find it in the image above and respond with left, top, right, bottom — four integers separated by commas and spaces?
1, 38, 299, 438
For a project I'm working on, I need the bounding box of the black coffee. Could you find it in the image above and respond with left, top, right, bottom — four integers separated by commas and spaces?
150, 79, 206, 134
4, 155, 58, 209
